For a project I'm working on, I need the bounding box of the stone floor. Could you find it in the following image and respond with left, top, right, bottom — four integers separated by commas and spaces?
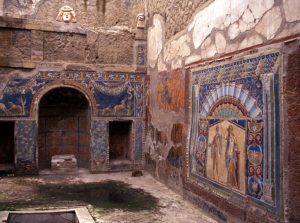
0, 170, 217, 223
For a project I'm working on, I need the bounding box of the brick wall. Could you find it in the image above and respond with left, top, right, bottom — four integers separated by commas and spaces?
286, 45, 300, 223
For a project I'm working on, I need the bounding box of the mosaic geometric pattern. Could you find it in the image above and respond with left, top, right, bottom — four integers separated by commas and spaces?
134, 120, 144, 161
15, 120, 38, 173
90, 121, 108, 171
188, 52, 281, 211
0, 72, 145, 118
137, 44, 147, 66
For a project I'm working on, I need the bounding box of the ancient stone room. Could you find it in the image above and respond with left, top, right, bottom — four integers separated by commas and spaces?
0, 0, 299, 222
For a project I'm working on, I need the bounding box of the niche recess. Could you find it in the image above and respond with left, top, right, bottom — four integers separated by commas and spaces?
109, 121, 132, 166
0, 121, 15, 170
38, 87, 91, 169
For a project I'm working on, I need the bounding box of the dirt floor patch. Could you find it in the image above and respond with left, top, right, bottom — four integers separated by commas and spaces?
0, 172, 217, 223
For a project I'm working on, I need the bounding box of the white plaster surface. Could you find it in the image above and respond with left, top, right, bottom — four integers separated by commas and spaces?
164, 34, 191, 63
191, 0, 230, 49
255, 6, 282, 40
185, 55, 202, 65
200, 37, 217, 59
277, 22, 300, 39
148, 14, 164, 68
229, 0, 249, 24
157, 54, 167, 72
239, 34, 263, 50
249, 0, 274, 20
283, 0, 300, 22
228, 22, 240, 40
0, 0, 3, 16
171, 59, 182, 70
225, 42, 239, 54
239, 9, 257, 32
215, 32, 226, 54
151, 0, 300, 69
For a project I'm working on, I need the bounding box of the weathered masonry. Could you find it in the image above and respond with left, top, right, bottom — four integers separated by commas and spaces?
0, 0, 147, 174
145, 0, 300, 222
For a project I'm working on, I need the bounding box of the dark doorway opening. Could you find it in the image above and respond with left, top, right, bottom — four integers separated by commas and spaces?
38, 87, 90, 169
109, 121, 132, 165
0, 122, 15, 169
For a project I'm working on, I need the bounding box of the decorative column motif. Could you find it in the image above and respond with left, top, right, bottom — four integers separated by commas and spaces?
90, 120, 109, 172
261, 72, 276, 204
15, 120, 38, 174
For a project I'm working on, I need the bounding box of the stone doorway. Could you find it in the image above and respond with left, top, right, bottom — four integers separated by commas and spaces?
109, 121, 132, 168
38, 87, 91, 170
0, 121, 15, 170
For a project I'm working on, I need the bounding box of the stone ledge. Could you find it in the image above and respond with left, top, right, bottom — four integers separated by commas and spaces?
0, 58, 36, 69
0, 60, 141, 72
0, 208, 95, 223
0, 16, 86, 34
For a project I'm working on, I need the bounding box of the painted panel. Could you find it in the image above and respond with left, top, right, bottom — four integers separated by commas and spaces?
156, 69, 185, 112
189, 52, 281, 211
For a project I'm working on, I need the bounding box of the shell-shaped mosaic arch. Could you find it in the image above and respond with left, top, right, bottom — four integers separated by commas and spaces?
200, 83, 262, 118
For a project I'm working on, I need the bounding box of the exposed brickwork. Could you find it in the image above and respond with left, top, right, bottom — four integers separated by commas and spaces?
0, 29, 31, 61
286, 46, 300, 223
86, 31, 134, 65
43, 32, 86, 63
147, 0, 210, 39
4, 0, 145, 30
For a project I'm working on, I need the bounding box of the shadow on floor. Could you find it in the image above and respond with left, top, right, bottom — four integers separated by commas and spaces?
1, 180, 159, 212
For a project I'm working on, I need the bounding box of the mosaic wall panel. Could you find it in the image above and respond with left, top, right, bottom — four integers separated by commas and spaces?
134, 120, 144, 161
136, 44, 147, 66
156, 69, 185, 112
188, 52, 281, 211
0, 72, 144, 118
15, 120, 38, 174
90, 120, 108, 171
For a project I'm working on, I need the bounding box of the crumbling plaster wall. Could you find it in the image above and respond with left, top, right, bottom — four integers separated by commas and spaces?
146, 0, 300, 222
2, 0, 145, 30
147, 0, 211, 40
0, 0, 147, 174
0, 0, 145, 67
0, 19, 136, 67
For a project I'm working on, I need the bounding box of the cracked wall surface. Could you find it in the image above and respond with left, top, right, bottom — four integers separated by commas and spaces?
147, 0, 211, 40
146, 0, 300, 222
2, 0, 145, 30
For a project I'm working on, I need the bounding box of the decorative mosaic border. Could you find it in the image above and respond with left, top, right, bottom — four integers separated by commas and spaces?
0, 72, 145, 118
187, 51, 282, 212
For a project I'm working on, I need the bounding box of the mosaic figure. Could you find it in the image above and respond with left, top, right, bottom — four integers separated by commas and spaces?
225, 125, 239, 189
189, 52, 281, 207
209, 125, 222, 177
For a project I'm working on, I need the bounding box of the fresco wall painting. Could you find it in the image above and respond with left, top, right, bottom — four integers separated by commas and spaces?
156, 69, 185, 112
189, 52, 282, 210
